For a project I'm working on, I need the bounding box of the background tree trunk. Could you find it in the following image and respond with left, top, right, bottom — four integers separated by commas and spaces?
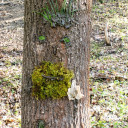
22, 0, 92, 127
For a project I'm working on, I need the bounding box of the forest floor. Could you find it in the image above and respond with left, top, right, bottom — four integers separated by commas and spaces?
0, 0, 23, 127
90, 1, 128, 127
0, 0, 128, 127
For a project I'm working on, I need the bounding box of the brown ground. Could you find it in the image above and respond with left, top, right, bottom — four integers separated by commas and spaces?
0, 0, 23, 127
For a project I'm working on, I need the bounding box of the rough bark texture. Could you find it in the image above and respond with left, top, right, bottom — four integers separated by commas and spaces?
22, 0, 92, 127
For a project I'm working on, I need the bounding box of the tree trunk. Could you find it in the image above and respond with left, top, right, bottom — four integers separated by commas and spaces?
21, 0, 92, 127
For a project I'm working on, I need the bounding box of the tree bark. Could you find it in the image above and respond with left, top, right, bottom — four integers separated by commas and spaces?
21, 0, 92, 127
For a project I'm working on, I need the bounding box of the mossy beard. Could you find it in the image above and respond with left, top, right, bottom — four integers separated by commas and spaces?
32, 61, 74, 99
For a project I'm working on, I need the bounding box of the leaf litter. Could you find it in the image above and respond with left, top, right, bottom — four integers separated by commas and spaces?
90, 0, 128, 127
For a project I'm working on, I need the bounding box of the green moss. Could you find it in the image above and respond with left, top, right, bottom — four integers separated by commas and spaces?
37, 0, 77, 28
32, 61, 74, 99
39, 36, 45, 41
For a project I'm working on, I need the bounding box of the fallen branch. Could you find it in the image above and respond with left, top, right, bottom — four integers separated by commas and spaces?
42, 74, 63, 81
105, 21, 111, 46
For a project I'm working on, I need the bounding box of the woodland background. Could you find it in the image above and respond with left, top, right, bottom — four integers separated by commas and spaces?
0, 0, 128, 127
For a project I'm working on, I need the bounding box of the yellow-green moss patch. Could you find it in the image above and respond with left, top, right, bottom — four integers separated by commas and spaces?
32, 61, 74, 99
